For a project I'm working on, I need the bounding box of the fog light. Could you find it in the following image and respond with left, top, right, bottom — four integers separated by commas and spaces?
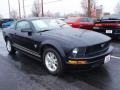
68, 60, 87, 64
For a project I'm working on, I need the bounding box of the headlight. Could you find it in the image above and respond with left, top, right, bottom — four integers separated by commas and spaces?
72, 48, 79, 58
70, 48, 86, 58
72, 48, 79, 55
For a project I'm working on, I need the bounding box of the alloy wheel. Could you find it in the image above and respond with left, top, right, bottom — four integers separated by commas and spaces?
45, 52, 58, 72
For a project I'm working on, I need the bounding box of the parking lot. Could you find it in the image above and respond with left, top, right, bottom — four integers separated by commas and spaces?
0, 30, 120, 90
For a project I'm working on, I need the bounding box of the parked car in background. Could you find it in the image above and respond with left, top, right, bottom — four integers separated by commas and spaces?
0, 19, 16, 28
2, 17, 112, 75
65, 17, 95, 30
93, 14, 120, 38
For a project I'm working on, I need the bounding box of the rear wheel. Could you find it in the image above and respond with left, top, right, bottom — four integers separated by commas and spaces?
6, 39, 16, 54
43, 48, 64, 75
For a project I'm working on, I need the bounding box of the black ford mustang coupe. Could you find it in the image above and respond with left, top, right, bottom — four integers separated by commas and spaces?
2, 17, 113, 75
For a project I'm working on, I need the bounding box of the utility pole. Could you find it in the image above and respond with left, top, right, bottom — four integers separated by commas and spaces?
23, 0, 26, 18
88, 0, 91, 17
18, 0, 21, 18
41, 0, 62, 17
41, 0, 44, 17
8, 0, 11, 18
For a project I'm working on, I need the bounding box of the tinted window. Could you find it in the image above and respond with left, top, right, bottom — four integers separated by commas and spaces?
88, 18, 94, 22
16, 21, 31, 30
66, 17, 94, 22
80, 18, 88, 22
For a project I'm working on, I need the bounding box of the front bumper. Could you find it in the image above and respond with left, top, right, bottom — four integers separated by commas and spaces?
66, 46, 113, 69
93, 29, 120, 38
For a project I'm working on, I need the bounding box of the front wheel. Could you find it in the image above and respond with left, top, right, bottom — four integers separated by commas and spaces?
6, 39, 16, 54
43, 48, 64, 75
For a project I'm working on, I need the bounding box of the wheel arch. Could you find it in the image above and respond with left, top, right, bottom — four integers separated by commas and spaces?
39, 41, 66, 59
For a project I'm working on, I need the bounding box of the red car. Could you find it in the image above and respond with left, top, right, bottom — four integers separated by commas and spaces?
66, 17, 95, 30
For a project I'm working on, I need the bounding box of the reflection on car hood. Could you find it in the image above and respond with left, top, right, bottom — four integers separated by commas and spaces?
43, 28, 111, 47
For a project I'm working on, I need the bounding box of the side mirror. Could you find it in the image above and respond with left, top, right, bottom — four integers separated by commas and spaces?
21, 28, 32, 33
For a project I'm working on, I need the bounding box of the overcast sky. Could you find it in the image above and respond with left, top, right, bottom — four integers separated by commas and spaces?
0, 0, 119, 18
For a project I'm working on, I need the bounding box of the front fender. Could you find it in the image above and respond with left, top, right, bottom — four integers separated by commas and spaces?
40, 40, 66, 58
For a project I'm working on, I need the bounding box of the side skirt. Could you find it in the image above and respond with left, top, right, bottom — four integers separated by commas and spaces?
12, 43, 42, 61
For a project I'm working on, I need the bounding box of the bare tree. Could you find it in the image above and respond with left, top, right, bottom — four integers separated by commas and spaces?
32, 0, 41, 17
81, 0, 96, 17
115, 1, 120, 14
45, 10, 53, 17
10, 10, 18, 18
81, 0, 88, 16
0, 14, 3, 19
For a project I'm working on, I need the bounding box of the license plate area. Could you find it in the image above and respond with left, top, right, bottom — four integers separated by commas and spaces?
104, 55, 111, 63
106, 30, 112, 34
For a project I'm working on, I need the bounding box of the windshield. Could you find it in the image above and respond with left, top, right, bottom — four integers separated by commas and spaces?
32, 19, 71, 31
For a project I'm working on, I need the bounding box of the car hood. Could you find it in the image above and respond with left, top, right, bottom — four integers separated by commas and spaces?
43, 28, 111, 47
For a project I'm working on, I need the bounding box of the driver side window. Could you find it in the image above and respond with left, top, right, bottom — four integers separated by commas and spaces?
16, 21, 31, 31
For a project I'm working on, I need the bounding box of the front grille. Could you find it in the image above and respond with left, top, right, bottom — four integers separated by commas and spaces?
115, 30, 120, 33
85, 41, 110, 56
68, 41, 110, 59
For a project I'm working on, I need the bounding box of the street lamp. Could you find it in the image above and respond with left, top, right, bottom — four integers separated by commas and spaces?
18, 0, 21, 18
23, 0, 26, 18
88, 0, 91, 17
8, 0, 11, 18
41, 0, 44, 16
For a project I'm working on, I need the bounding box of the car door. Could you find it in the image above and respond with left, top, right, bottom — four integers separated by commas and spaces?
14, 20, 37, 53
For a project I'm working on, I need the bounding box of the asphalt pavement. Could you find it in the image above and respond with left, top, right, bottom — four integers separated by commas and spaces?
0, 30, 120, 90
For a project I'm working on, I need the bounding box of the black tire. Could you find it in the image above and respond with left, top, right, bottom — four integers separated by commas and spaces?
43, 48, 64, 75
6, 39, 16, 54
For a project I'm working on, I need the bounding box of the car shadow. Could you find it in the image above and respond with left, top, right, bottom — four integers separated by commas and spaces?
7, 52, 48, 75
8, 52, 111, 90
111, 38, 120, 43
111, 39, 120, 57
59, 66, 111, 90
